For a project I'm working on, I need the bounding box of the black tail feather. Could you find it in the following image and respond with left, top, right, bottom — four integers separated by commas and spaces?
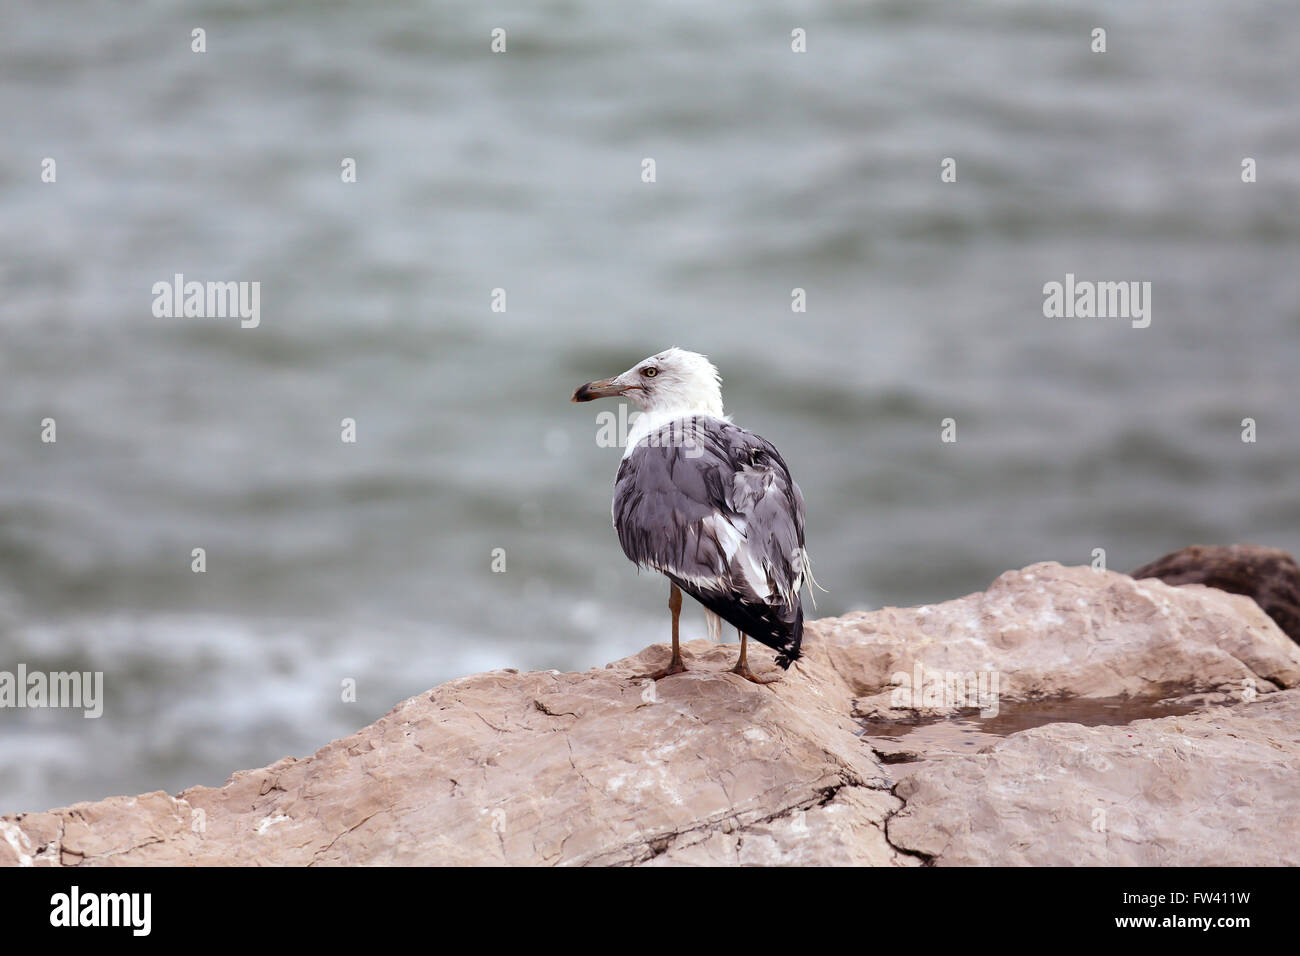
672, 575, 803, 668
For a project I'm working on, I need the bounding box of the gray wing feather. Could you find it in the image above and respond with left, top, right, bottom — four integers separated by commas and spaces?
612, 416, 806, 662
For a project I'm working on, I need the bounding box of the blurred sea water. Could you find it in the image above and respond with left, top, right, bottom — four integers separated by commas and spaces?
1, 0, 1298, 811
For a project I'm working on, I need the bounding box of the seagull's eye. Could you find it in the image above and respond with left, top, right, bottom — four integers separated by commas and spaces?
642, 367, 657, 378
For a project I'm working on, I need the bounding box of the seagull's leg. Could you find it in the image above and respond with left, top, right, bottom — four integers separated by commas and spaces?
732, 629, 780, 684
635, 582, 687, 680
666, 583, 686, 673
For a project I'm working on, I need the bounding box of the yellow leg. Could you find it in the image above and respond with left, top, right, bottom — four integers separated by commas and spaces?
668, 584, 684, 671
731, 629, 781, 684
636, 583, 687, 680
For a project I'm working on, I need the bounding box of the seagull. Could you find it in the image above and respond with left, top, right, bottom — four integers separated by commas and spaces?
572, 348, 811, 683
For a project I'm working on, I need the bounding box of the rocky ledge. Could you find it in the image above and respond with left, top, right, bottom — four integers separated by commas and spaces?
3, 560, 1298, 866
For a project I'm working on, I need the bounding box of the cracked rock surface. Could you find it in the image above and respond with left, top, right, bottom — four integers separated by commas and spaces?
2, 562, 1297, 866
886, 688, 1300, 865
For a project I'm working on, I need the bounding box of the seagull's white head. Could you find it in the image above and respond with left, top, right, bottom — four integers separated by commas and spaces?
572, 347, 724, 418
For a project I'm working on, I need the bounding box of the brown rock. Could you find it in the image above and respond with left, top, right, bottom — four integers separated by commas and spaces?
824, 562, 1300, 717
886, 688, 1300, 865
1, 562, 1297, 867
1131, 544, 1300, 644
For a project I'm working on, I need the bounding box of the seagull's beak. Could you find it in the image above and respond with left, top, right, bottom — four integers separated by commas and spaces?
571, 377, 625, 402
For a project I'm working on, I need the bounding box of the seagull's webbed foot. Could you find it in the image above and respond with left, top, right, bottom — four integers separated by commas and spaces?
636, 656, 688, 681
730, 662, 782, 684
731, 630, 782, 683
